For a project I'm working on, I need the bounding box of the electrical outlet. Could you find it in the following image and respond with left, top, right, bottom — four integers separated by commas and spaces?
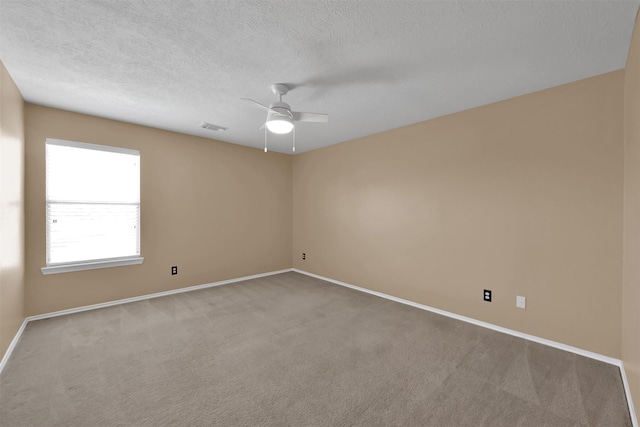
302, 253, 306, 260
483, 289, 492, 302
516, 296, 526, 309
171, 266, 178, 275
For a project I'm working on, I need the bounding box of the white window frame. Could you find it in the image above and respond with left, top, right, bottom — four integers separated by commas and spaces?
41, 139, 144, 275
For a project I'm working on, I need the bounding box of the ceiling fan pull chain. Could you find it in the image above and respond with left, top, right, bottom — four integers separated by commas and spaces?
293, 126, 296, 152
264, 125, 268, 152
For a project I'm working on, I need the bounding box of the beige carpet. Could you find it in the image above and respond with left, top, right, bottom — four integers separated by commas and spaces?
0, 272, 632, 426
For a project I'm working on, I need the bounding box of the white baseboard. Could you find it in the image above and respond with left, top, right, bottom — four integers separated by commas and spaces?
292, 268, 638, 426
0, 268, 293, 375
292, 269, 620, 365
621, 361, 639, 427
0, 318, 28, 375
26, 268, 292, 322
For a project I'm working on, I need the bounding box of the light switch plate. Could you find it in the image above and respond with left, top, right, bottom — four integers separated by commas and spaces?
516, 296, 526, 309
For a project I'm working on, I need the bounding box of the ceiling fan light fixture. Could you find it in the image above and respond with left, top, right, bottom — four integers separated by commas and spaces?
266, 115, 294, 134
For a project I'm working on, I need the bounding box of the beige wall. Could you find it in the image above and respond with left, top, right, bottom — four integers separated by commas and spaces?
293, 71, 625, 358
24, 105, 292, 315
623, 9, 640, 420
0, 61, 25, 357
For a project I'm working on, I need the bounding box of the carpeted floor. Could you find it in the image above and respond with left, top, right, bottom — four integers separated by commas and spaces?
0, 272, 632, 426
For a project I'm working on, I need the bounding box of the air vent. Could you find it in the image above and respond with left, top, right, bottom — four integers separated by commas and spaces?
200, 122, 227, 132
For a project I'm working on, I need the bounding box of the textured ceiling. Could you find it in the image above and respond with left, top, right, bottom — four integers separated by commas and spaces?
1, 1, 638, 154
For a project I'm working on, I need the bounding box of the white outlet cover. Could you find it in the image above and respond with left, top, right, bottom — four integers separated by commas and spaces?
516, 296, 526, 309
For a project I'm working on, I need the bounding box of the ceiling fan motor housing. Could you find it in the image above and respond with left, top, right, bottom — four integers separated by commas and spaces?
269, 101, 292, 117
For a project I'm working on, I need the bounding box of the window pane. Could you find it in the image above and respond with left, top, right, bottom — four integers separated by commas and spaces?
47, 203, 140, 264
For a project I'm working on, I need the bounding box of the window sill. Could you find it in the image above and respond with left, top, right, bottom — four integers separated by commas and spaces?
41, 257, 144, 275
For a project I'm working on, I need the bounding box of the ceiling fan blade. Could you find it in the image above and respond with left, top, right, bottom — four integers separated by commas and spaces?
241, 98, 272, 112
293, 111, 328, 123
242, 98, 293, 119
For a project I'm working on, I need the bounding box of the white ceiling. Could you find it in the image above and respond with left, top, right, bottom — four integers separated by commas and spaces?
1, 1, 638, 154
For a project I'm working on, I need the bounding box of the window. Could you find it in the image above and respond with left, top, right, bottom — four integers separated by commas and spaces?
41, 139, 143, 274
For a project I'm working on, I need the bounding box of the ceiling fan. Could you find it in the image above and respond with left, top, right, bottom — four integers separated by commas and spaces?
242, 84, 328, 152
